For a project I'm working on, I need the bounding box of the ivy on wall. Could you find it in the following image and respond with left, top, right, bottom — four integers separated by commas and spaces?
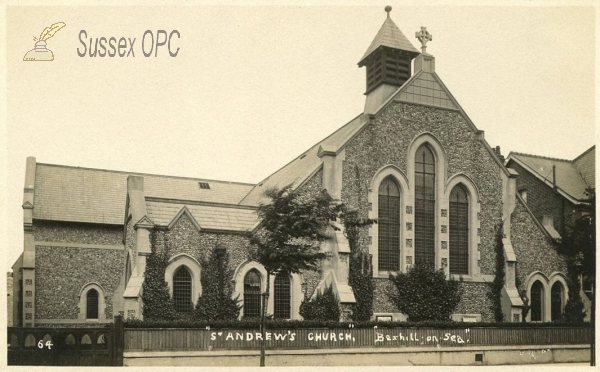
341, 208, 375, 321
514, 266, 530, 322
141, 237, 177, 321
348, 253, 374, 321
194, 246, 241, 321
557, 189, 594, 323
488, 223, 505, 322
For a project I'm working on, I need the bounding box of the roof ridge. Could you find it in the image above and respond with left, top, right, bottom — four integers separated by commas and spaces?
572, 145, 596, 162
146, 196, 258, 210
36, 162, 256, 186
507, 153, 587, 203
509, 151, 572, 163
241, 113, 365, 188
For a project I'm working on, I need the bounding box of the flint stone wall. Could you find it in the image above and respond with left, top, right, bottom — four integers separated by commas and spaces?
35, 245, 123, 320
341, 102, 504, 314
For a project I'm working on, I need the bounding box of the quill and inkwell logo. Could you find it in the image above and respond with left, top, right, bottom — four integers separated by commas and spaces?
23, 22, 66, 61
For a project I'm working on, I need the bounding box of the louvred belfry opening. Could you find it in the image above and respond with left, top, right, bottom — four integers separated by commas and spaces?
358, 6, 420, 95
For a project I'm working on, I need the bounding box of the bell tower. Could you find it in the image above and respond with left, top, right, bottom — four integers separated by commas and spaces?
359, 6, 420, 113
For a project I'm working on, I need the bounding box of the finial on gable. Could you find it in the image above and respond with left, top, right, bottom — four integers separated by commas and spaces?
415, 26, 432, 54
385, 5, 392, 17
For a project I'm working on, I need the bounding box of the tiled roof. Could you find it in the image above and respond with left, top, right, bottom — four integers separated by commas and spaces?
358, 15, 420, 65
33, 163, 255, 225
509, 152, 592, 201
33, 113, 369, 223
239, 114, 368, 206
146, 201, 258, 231
573, 146, 595, 188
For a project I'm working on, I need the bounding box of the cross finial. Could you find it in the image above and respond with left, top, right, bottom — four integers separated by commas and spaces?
385, 5, 392, 18
415, 26, 432, 54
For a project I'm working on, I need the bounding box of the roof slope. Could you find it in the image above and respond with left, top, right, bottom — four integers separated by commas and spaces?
508, 152, 591, 201
146, 200, 258, 232
239, 114, 369, 206
573, 146, 595, 188
358, 15, 419, 65
33, 163, 254, 225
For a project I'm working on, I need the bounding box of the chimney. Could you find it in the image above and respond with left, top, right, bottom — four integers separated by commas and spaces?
494, 146, 505, 163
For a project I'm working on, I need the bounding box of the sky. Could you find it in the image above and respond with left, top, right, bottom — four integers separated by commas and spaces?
1, 2, 597, 273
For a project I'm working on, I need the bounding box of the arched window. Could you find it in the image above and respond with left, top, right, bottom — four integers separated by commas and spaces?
449, 185, 469, 275
78, 283, 106, 321
244, 270, 262, 318
415, 145, 435, 266
531, 280, 544, 321
86, 289, 99, 319
551, 282, 564, 321
378, 177, 400, 271
165, 254, 202, 310
234, 261, 303, 320
173, 266, 193, 313
274, 272, 291, 319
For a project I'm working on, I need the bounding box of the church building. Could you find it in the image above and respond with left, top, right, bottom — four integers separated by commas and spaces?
12, 7, 583, 327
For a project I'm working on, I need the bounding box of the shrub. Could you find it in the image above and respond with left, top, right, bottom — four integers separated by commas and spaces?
389, 262, 462, 322
563, 296, 586, 323
562, 275, 586, 323
299, 286, 340, 321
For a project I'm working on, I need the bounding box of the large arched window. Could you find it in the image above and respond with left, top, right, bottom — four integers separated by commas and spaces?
86, 289, 99, 319
551, 282, 564, 321
449, 185, 469, 275
530, 280, 544, 321
173, 266, 193, 313
415, 145, 435, 266
274, 272, 291, 319
378, 177, 401, 271
244, 270, 262, 318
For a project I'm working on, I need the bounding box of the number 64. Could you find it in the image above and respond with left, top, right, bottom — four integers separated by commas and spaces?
37, 340, 53, 349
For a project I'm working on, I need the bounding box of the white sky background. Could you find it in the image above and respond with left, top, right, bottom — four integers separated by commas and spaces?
2, 3, 597, 272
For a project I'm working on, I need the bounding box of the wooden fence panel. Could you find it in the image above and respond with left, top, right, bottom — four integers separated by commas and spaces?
7, 315, 125, 366
123, 326, 593, 351
8, 327, 115, 366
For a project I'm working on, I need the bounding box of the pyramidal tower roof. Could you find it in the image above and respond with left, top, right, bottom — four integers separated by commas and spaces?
358, 6, 420, 66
